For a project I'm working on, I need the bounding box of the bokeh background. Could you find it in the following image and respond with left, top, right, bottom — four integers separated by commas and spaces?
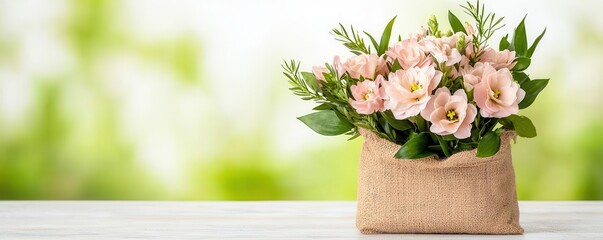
0, 0, 601, 200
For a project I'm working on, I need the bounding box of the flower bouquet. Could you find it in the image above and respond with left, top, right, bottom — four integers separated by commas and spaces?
283, 1, 547, 234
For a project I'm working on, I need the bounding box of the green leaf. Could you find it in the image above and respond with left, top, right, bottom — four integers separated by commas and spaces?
436, 135, 452, 157
441, 134, 457, 141
512, 71, 530, 85
519, 79, 549, 109
390, 59, 402, 72
503, 114, 537, 138
364, 31, 379, 54
381, 110, 413, 131
512, 56, 531, 71
312, 103, 331, 110
527, 27, 546, 57
448, 11, 466, 34
301, 72, 320, 92
513, 16, 528, 56
378, 16, 397, 55
298, 110, 353, 136
499, 34, 511, 51
476, 131, 501, 157
394, 132, 430, 159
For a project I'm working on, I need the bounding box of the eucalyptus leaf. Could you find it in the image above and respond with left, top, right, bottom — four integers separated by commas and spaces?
448, 11, 466, 34
476, 131, 501, 157
519, 79, 549, 109
298, 110, 353, 136
503, 114, 537, 138
394, 133, 429, 159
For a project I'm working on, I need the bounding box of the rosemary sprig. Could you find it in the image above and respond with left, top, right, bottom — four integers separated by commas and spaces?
331, 23, 371, 55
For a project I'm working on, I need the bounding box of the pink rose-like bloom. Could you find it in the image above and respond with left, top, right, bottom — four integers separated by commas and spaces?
349, 75, 385, 114
450, 55, 471, 78
479, 47, 517, 70
421, 88, 477, 139
462, 62, 490, 91
474, 64, 526, 118
419, 35, 462, 67
312, 66, 328, 81
383, 66, 442, 119
386, 38, 433, 70
409, 26, 428, 41
342, 54, 388, 80
312, 56, 346, 82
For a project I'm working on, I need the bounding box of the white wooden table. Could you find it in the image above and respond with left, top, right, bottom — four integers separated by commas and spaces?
0, 201, 601, 239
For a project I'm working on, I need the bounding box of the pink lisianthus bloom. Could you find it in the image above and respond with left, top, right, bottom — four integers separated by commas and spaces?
479, 47, 517, 70
473, 64, 526, 118
312, 56, 346, 82
421, 88, 477, 139
450, 55, 471, 78
342, 54, 388, 80
464, 22, 476, 36
409, 26, 428, 41
383, 66, 442, 120
462, 62, 490, 91
349, 75, 385, 114
419, 35, 462, 67
312, 66, 328, 82
386, 38, 433, 70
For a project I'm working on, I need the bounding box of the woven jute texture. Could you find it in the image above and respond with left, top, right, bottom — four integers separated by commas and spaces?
356, 128, 523, 234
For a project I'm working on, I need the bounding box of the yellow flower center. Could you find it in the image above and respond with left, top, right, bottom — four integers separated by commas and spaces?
410, 83, 423, 92
446, 110, 458, 121
363, 89, 374, 100
493, 88, 501, 99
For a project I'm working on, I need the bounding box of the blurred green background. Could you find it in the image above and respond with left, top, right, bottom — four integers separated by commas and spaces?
0, 0, 601, 200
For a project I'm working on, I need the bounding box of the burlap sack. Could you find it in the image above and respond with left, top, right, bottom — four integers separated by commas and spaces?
356, 128, 523, 234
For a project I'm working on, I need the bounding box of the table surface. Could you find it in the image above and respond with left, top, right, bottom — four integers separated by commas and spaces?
0, 201, 601, 239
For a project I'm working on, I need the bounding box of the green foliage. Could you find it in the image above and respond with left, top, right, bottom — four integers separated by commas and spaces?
461, 0, 505, 55
512, 56, 531, 71
527, 28, 547, 57
378, 16, 397, 55
476, 131, 501, 157
519, 79, 549, 109
395, 133, 433, 159
513, 16, 528, 56
448, 11, 466, 34
331, 24, 371, 55
297, 111, 354, 136
501, 115, 537, 138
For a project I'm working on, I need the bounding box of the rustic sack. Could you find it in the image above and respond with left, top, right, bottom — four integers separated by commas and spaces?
356, 129, 523, 234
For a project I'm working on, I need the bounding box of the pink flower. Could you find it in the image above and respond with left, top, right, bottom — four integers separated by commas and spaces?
419, 35, 462, 66
312, 66, 328, 82
409, 26, 428, 41
342, 54, 388, 80
464, 22, 475, 36
386, 38, 433, 70
421, 88, 477, 139
383, 66, 442, 119
479, 47, 517, 70
349, 75, 385, 114
450, 55, 471, 78
474, 64, 525, 118
462, 62, 490, 91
